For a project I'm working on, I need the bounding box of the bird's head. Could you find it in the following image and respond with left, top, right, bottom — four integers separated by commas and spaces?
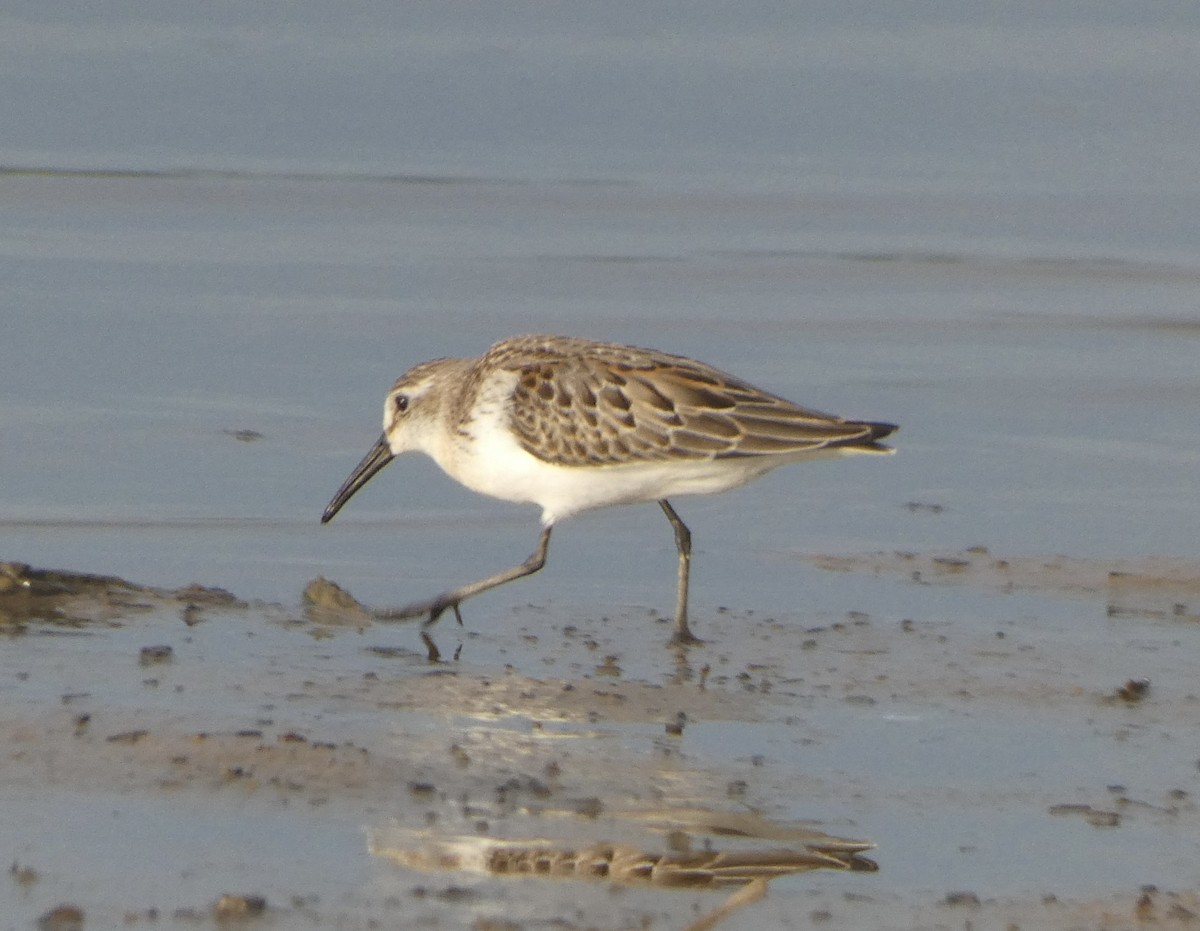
320, 358, 460, 524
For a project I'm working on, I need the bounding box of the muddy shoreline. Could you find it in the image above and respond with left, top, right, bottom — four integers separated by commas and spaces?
3, 553, 1199, 929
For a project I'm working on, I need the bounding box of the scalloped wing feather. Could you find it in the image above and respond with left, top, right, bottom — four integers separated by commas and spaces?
484, 336, 894, 468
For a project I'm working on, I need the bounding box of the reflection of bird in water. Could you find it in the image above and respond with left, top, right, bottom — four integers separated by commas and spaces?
373, 826, 877, 931
480, 839, 878, 884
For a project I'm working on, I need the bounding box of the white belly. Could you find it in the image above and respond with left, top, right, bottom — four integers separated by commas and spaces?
431, 412, 822, 525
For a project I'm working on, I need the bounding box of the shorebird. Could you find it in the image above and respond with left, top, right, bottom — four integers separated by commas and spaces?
321, 334, 896, 644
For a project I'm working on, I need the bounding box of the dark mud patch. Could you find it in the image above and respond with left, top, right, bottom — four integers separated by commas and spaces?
0, 561, 243, 630
805, 548, 1200, 621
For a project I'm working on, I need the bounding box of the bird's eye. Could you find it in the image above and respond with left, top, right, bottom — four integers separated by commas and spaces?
394, 394, 409, 413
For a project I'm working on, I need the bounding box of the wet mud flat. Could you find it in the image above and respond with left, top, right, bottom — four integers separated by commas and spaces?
2, 555, 1199, 930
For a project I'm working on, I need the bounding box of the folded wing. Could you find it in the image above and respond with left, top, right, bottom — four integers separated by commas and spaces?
496, 337, 895, 468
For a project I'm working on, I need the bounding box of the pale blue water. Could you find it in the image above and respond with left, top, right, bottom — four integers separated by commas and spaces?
3, 173, 1197, 605
2, 5, 1199, 926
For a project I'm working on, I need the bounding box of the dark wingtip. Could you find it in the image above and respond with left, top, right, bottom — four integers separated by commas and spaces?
866, 421, 898, 441
836, 419, 897, 454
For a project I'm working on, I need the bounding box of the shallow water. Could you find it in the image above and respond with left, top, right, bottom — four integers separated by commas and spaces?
3, 5, 1200, 928
4, 172, 1198, 597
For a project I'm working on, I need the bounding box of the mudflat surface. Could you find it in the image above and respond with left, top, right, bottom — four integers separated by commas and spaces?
3, 552, 1198, 929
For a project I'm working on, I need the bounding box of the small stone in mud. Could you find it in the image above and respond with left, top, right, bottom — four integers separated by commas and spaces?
304, 577, 360, 610
944, 891, 980, 906
213, 893, 267, 919
106, 729, 149, 744
595, 655, 622, 677
435, 886, 478, 903
474, 920, 522, 931
0, 565, 30, 595
139, 645, 174, 666
174, 583, 241, 606
1086, 809, 1121, 827
571, 797, 603, 818
10, 861, 39, 886
225, 429, 265, 442
1048, 803, 1120, 827
1116, 678, 1150, 702
37, 904, 84, 931
303, 577, 371, 623
366, 645, 415, 658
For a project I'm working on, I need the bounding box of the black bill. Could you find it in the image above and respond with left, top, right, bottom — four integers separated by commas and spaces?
321, 434, 395, 523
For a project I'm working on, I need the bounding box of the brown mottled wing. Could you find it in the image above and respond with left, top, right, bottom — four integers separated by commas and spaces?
499, 337, 895, 467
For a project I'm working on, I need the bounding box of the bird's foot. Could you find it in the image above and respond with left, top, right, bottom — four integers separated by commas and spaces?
423, 595, 464, 627
668, 620, 704, 647
419, 630, 442, 662
374, 592, 464, 626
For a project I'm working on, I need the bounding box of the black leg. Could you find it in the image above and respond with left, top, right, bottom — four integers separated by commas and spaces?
375, 526, 553, 627
659, 500, 702, 645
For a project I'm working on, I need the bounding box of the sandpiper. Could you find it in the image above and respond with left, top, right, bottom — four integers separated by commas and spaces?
322, 334, 896, 644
